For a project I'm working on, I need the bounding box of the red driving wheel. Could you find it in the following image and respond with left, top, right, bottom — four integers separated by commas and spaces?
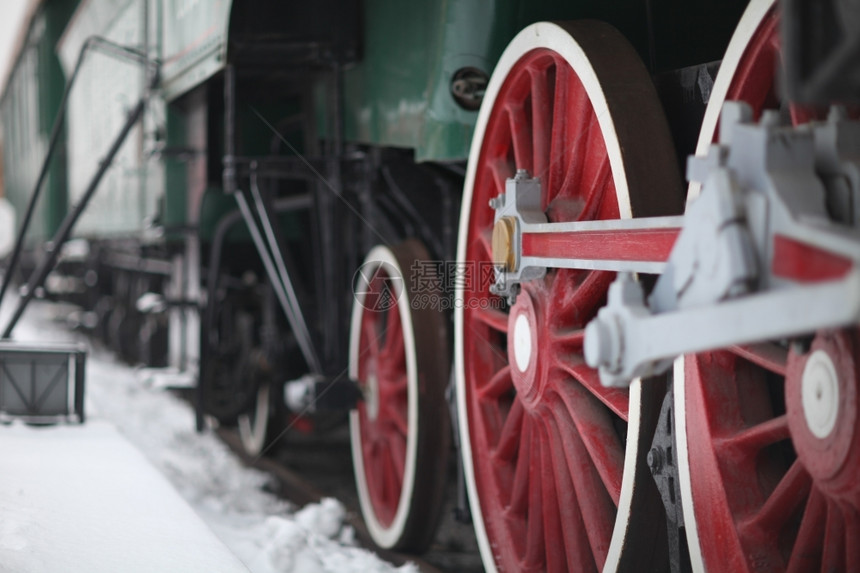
455, 21, 682, 572
678, 1, 860, 570
349, 240, 449, 552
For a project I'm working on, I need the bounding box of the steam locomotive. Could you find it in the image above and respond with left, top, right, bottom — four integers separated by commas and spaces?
3, 1, 858, 571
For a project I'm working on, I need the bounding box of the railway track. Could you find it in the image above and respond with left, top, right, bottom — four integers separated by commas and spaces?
216, 427, 484, 573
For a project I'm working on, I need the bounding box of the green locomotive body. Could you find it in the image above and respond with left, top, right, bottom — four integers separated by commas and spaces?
2, 0, 747, 243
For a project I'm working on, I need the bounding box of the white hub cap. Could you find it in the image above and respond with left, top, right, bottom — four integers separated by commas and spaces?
801, 349, 839, 439
512, 313, 532, 372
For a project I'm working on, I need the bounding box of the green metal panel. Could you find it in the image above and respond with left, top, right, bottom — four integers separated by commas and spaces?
162, 103, 187, 233
334, 0, 644, 161
0, 0, 78, 245
332, 0, 748, 162
160, 0, 232, 101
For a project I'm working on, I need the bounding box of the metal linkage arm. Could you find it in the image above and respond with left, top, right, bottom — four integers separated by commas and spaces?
585, 103, 860, 387
584, 269, 860, 386
2, 97, 149, 338
488, 170, 683, 302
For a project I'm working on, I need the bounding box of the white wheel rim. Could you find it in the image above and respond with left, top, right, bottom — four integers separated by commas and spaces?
454, 21, 642, 572
674, 357, 706, 573
687, 0, 777, 202
349, 245, 419, 548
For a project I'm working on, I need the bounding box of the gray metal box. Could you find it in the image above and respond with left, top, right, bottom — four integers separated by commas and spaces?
0, 343, 86, 424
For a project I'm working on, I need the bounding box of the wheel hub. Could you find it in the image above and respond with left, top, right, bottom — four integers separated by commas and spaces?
507, 287, 545, 409
512, 313, 532, 372
787, 330, 860, 500
800, 349, 839, 439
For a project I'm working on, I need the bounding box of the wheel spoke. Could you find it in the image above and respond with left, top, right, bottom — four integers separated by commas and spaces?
787, 487, 825, 572
523, 428, 546, 571
507, 102, 533, 172
473, 306, 509, 333
557, 356, 628, 419
730, 343, 788, 376
530, 65, 552, 181
545, 413, 598, 572
547, 61, 570, 197
844, 504, 860, 572
362, 314, 381, 358
476, 228, 493, 261
716, 414, 790, 459
578, 152, 611, 222
822, 501, 846, 572
479, 365, 514, 399
537, 423, 569, 573
493, 396, 524, 462
388, 432, 407, 477
381, 305, 404, 360
491, 157, 514, 197
465, 321, 508, 371
550, 398, 614, 567
383, 443, 402, 505
551, 268, 614, 327
365, 440, 385, 501
743, 459, 811, 534
508, 415, 533, 515
385, 400, 409, 436
551, 327, 585, 352
555, 387, 624, 505
559, 82, 592, 200
385, 372, 408, 394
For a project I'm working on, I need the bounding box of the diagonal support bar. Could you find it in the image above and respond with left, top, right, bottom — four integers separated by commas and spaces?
233, 181, 322, 374
2, 98, 148, 339
0, 36, 157, 312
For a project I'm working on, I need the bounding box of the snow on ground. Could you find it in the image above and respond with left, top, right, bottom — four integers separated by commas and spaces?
1, 420, 250, 573
3, 299, 416, 573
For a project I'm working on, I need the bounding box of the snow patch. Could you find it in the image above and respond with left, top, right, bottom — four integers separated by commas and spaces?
3, 301, 417, 573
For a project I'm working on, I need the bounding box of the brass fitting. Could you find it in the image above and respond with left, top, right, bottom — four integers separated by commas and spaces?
492, 216, 518, 271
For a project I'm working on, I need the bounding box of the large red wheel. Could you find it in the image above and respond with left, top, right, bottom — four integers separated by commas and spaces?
677, 2, 860, 570
349, 240, 449, 552
455, 21, 683, 572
